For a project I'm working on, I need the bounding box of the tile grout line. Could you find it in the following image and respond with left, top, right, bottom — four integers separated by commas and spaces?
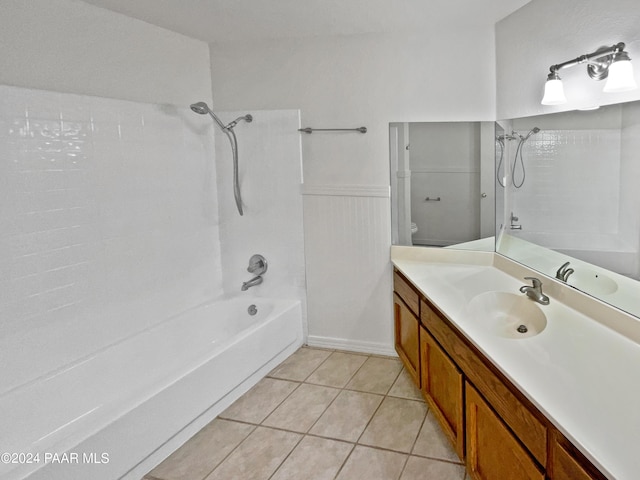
219, 378, 303, 425
396, 454, 412, 480
262, 349, 371, 480
299, 346, 337, 383
384, 364, 406, 396
302, 352, 373, 436
265, 430, 307, 480
330, 443, 357, 480
199, 423, 259, 480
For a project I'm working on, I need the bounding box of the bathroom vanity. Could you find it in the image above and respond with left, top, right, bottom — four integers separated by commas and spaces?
392, 246, 640, 480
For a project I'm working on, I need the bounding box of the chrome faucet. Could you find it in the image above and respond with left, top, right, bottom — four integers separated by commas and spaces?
241, 254, 268, 291
519, 277, 550, 305
241, 276, 263, 291
555, 261, 574, 282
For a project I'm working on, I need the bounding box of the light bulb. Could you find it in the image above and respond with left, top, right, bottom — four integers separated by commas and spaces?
541, 78, 567, 105
603, 56, 637, 92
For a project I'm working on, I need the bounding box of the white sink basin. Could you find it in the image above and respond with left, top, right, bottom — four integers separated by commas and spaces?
567, 270, 618, 296
466, 292, 547, 339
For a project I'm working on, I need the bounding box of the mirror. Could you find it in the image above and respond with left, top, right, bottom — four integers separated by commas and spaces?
390, 121, 495, 251
496, 100, 640, 318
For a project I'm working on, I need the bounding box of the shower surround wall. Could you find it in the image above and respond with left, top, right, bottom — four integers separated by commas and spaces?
214, 110, 306, 310
0, 84, 223, 396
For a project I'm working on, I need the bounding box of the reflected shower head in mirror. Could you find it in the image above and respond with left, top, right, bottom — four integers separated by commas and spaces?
512, 127, 541, 189
524, 127, 541, 140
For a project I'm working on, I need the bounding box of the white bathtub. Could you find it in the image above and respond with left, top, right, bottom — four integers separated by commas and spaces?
0, 297, 303, 480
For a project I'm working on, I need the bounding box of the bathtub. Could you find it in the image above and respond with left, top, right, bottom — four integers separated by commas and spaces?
0, 297, 303, 480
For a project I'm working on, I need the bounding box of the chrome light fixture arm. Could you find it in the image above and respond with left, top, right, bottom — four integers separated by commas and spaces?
541, 42, 636, 105
546, 42, 626, 80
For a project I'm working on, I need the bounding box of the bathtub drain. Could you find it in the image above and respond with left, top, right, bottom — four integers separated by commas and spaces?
248, 304, 258, 316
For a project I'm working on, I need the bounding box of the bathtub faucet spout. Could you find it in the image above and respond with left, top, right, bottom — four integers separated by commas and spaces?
241, 275, 263, 291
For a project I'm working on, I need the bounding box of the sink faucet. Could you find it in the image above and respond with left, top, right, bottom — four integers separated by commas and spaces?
241, 275, 263, 291
519, 277, 550, 305
555, 261, 574, 282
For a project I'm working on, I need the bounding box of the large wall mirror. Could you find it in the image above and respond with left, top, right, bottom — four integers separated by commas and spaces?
389, 121, 496, 251
496, 100, 640, 318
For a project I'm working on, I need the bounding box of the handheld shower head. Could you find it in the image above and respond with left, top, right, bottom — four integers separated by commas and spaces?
190, 102, 210, 115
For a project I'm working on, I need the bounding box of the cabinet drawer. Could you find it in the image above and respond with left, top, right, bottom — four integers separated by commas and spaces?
421, 299, 547, 465
466, 382, 544, 480
393, 270, 420, 316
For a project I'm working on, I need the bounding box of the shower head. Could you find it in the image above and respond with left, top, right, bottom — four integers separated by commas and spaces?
190, 102, 210, 115
225, 114, 253, 129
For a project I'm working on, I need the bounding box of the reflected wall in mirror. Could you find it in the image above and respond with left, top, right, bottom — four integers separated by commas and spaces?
497, 100, 640, 318
390, 121, 495, 251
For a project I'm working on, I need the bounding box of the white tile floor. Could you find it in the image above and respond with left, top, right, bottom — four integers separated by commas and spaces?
144, 347, 469, 480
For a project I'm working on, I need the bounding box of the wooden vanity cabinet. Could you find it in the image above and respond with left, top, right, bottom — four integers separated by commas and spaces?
421, 298, 547, 466
466, 382, 544, 480
393, 270, 421, 387
393, 270, 607, 480
420, 325, 464, 459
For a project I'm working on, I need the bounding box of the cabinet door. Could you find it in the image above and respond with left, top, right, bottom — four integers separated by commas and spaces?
549, 431, 605, 480
422, 299, 547, 465
420, 326, 464, 459
394, 293, 420, 387
466, 382, 544, 480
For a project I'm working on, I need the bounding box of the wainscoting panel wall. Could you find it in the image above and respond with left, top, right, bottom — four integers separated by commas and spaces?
302, 185, 394, 355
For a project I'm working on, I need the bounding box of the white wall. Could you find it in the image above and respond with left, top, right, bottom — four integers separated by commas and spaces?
210, 28, 497, 352
496, 0, 640, 119
0, 0, 212, 105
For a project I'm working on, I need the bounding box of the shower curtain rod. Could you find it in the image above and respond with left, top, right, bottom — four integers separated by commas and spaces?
298, 126, 367, 134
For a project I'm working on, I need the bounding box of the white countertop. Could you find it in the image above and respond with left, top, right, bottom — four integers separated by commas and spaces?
392, 246, 640, 480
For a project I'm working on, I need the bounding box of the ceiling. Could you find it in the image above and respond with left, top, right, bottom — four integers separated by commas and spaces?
80, 0, 531, 44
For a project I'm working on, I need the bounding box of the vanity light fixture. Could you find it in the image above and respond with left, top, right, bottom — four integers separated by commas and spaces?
541, 42, 637, 105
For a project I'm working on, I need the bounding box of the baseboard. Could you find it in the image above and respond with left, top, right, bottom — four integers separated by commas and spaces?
306, 335, 397, 357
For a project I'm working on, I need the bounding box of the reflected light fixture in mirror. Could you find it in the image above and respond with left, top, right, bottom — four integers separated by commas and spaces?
541, 42, 637, 105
